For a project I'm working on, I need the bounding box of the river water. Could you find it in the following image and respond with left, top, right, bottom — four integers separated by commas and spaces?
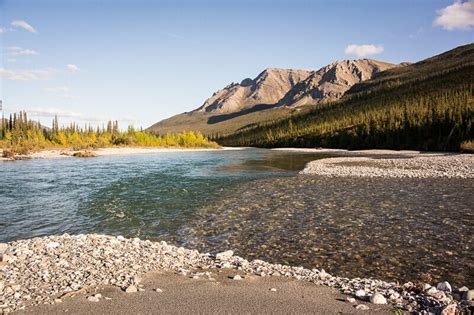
0, 148, 472, 287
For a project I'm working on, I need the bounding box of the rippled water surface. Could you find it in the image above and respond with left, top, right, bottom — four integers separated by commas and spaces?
1, 149, 472, 287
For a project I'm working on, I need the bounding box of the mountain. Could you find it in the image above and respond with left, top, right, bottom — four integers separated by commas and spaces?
197, 68, 311, 113
278, 59, 397, 107
218, 44, 474, 151
147, 59, 399, 135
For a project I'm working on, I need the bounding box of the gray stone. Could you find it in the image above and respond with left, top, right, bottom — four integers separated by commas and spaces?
436, 281, 452, 293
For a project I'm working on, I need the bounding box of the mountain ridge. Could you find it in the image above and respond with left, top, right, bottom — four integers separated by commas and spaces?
148, 58, 400, 135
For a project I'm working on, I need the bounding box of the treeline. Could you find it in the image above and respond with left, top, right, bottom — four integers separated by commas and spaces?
218, 66, 473, 152
0, 112, 219, 154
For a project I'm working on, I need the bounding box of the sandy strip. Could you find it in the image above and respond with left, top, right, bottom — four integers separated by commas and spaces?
300, 154, 474, 178
16, 270, 387, 315
0, 147, 245, 161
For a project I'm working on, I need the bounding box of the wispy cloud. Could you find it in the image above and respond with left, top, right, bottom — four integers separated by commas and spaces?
66, 64, 80, 73
0, 28, 7, 34
344, 44, 384, 57
6, 46, 39, 56
434, 0, 474, 30
44, 86, 78, 100
11, 20, 38, 33
26, 107, 82, 118
0, 67, 56, 81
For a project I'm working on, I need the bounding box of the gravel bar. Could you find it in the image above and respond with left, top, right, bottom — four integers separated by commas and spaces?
300, 154, 474, 178
1, 234, 473, 313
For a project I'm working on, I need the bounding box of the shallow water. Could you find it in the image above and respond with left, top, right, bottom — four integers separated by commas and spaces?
0, 148, 472, 287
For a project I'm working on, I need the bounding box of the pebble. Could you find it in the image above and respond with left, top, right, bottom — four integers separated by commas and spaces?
437, 281, 452, 293
216, 250, 234, 261
154, 288, 163, 293
370, 293, 387, 304
87, 296, 100, 302
232, 275, 242, 280
355, 289, 366, 298
0, 243, 8, 254
464, 290, 474, 301
46, 242, 60, 249
346, 297, 356, 303
125, 285, 138, 293
270, 288, 277, 292
355, 304, 370, 310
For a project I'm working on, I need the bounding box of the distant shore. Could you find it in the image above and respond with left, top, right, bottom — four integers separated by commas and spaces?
0, 146, 245, 161
2, 234, 470, 314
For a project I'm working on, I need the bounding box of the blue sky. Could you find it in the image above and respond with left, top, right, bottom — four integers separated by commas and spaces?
1, 0, 473, 128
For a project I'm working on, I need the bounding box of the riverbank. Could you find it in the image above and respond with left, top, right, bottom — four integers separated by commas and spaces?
1, 234, 472, 314
0, 147, 243, 161
300, 153, 474, 178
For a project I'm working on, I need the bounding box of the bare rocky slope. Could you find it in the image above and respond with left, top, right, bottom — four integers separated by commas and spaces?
278, 59, 397, 107
197, 68, 311, 113
147, 59, 399, 135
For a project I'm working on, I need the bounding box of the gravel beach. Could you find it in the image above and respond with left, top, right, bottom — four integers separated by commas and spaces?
1, 234, 472, 314
300, 154, 474, 178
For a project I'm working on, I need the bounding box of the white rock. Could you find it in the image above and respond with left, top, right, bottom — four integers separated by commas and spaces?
87, 296, 100, 302
426, 287, 438, 296
464, 290, 474, 301
154, 288, 163, 293
232, 275, 242, 280
125, 285, 137, 293
216, 250, 234, 261
117, 235, 125, 241
346, 297, 356, 303
437, 281, 452, 293
355, 289, 366, 297
355, 304, 369, 310
270, 288, 277, 292
370, 293, 387, 304
440, 304, 456, 315
0, 243, 8, 254
46, 242, 60, 249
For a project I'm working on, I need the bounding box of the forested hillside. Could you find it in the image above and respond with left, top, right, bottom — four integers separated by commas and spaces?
217, 44, 474, 151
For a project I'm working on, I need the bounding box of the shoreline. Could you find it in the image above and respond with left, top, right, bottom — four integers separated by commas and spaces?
0, 146, 245, 161
1, 234, 471, 313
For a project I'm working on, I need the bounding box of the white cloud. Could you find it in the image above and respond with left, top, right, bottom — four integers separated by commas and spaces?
0, 67, 55, 81
344, 44, 384, 57
66, 64, 80, 72
11, 20, 38, 33
7, 58, 17, 63
6, 46, 39, 56
434, 0, 474, 30
26, 107, 82, 118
